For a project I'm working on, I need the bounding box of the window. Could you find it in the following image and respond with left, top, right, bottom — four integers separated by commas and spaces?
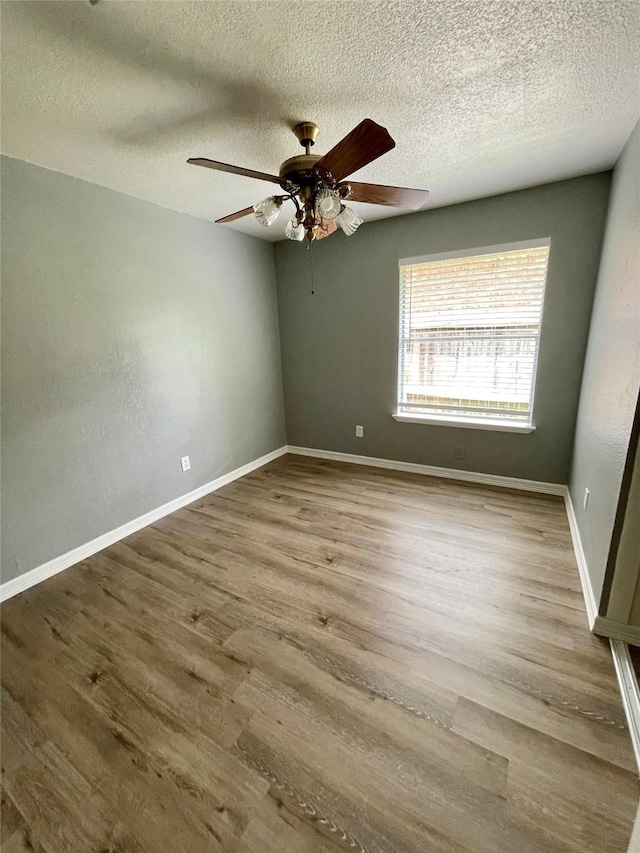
395, 239, 550, 432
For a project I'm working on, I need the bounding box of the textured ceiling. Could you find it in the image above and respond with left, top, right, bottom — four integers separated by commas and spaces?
1, 1, 638, 241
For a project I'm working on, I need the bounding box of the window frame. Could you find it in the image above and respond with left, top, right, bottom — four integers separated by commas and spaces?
394, 238, 551, 433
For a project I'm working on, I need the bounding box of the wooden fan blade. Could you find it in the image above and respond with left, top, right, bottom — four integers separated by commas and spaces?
188, 158, 283, 185
315, 218, 337, 240
315, 119, 395, 182
343, 181, 429, 210
215, 206, 255, 224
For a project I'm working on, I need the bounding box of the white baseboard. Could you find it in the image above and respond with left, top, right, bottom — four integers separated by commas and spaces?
610, 639, 640, 775
563, 487, 599, 630
563, 488, 640, 643
595, 618, 640, 645
6, 442, 635, 641
286, 446, 566, 496
0, 445, 288, 603
0, 444, 565, 603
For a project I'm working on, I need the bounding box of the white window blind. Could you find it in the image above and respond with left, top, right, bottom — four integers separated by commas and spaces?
397, 240, 550, 424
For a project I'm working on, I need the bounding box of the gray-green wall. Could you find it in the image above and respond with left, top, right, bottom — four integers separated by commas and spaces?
568, 122, 640, 613
1, 156, 286, 583
275, 174, 611, 484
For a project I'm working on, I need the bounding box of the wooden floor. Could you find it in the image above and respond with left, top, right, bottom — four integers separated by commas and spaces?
2, 455, 638, 852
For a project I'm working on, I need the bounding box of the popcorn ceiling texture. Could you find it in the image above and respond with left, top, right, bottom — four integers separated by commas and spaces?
1, 0, 638, 241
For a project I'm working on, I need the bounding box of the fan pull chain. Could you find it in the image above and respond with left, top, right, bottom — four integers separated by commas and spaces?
308, 241, 315, 295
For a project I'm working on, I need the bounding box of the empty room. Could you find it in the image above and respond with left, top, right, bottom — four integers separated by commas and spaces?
1, 1, 640, 851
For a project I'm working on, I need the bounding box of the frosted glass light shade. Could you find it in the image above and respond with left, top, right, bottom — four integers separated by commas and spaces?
253, 197, 281, 227
315, 188, 341, 220
335, 205, 363, 236
285, 218, 305, 241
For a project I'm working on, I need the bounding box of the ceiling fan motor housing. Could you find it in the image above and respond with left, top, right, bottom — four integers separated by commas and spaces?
278, 154, 323, 183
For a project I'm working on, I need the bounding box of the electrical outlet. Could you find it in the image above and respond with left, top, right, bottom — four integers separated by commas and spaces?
454, 446, 465, 460
355, 425, 363, 438
583, 488, 589, 511
180, 455, 191, 472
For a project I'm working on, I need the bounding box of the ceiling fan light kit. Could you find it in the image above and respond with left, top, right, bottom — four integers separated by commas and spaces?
285, 218, 305, 242
188, 119, 429, 244
315, 188, 342, 220
335, 205, 363, 236
253, 196, 282, 227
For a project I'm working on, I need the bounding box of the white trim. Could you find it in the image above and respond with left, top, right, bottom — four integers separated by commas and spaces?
594, 618, 640, 645
286, 446, 565, 495
398, 237, 551, 267
610, 639, 640, 775
561, 488, 640, 642
563, 486, 599, 631
392, 413, 535, 433
0, 446, 288, 603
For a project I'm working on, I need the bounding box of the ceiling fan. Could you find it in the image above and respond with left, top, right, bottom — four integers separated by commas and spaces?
188, 119, 429, 243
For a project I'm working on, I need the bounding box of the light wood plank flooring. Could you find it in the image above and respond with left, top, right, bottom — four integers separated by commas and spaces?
2, 454, 638, 852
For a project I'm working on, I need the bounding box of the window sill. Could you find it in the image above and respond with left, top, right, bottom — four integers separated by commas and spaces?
392, 413, 536, 433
